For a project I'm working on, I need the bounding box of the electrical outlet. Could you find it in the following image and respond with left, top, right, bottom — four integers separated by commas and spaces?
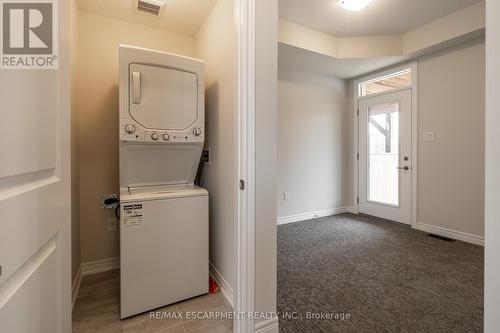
107, 217, 118, 232
202, 148, 211, 165
284, 192, 290, 201
100, 193, 118, 209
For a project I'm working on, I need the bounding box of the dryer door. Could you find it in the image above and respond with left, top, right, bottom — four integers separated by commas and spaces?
129, 64, 199, 130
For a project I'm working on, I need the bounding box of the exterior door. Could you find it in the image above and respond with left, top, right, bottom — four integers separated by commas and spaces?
0, 1, 71, 332
358, 89, 412, 224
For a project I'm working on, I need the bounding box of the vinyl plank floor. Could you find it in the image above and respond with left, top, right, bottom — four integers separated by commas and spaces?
72, 270, 232, 333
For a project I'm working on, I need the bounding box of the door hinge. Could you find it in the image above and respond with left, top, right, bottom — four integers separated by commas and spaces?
357, 197, 359, 204
239, 179, 245, 190
357, 153, 359, 160
356, 109, 359, 116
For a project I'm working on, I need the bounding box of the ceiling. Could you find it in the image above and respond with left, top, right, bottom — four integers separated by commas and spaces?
279, 0, 482, 37
76, 0, 218, 36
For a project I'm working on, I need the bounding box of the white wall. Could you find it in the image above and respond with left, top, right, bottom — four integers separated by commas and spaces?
346, 82, 356, 208
484, 0, 500, 330
195, 0, 236, 293
277, 67, 349, 219
417, 41, 485, 238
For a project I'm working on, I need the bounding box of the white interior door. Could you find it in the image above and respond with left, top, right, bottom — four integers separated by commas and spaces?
358, 89, 412, 224
0, 2, 71, 332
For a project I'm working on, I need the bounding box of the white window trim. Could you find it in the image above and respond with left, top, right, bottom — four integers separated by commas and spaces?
353, 62, 418, 228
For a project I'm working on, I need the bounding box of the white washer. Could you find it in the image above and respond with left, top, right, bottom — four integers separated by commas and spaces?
119, 186, 208, 318
118, 45, 208, 319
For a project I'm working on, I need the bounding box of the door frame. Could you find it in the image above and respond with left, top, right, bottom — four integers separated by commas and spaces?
235, 0, 256, 332
353, 62, 418, 228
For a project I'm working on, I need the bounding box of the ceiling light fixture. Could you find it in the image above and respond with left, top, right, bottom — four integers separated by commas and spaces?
337, 0, 372, 11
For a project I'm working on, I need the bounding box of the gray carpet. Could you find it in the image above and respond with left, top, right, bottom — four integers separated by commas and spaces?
277, 214, 483, 333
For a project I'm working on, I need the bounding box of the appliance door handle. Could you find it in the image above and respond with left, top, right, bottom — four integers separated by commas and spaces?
131, 71, 141, 104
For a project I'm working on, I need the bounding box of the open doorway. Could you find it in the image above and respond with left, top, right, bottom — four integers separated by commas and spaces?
276, 0, 485, 331
70, 0, 238, 332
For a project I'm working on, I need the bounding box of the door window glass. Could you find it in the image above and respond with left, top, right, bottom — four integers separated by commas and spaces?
360, 69, 411, 96
367, 101, 400, 206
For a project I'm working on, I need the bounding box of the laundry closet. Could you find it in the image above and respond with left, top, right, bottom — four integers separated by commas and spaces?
72, 0, 237, 320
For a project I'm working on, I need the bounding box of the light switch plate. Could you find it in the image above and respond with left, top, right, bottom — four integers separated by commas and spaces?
284, 192, 290, 201
423, 132, 435, 142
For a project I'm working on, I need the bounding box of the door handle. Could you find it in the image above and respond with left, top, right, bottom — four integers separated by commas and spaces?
396, 166, 410, 171
131, 71, 141, 104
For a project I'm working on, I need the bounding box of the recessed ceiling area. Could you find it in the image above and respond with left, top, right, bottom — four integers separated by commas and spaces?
76, 0, 218, 36
278, 0, 485, 79
279, 0, 482, 37
279, 43, 407, 79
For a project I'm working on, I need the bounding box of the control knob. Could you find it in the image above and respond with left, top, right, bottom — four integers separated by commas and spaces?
193, 127, 202, 136
163, 134, 170, 141
125, 124, 136, 134
151, 133, 159, 141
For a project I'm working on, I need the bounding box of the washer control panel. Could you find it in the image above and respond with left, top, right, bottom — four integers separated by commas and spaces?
120, 119, 204, 143
125, 124, 136, 134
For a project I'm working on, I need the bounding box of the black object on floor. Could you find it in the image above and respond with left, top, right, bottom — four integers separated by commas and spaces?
427, 233, 457, 242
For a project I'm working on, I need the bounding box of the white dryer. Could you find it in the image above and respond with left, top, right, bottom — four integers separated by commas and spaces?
118, 45, 208, 319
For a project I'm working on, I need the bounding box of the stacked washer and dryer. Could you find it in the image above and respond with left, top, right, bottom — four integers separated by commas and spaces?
118, 45, 208, 319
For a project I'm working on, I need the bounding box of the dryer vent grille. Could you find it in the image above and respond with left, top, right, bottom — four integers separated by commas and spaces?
137, 0, 163, 16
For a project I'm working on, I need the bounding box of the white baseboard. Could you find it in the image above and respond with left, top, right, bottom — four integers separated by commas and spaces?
414, 222, 484, 246
209, 262, 234, 309
81, 257, 120, 276
72, 257, 120, 304
71, 265, 83, 309
255, 318, 279, 333
346, 206, 358, 214
277, 206, 354, 225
